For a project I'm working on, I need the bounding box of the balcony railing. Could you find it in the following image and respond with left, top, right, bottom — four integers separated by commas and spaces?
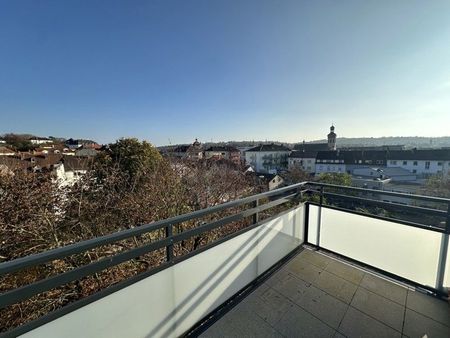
0, 182, 449, 337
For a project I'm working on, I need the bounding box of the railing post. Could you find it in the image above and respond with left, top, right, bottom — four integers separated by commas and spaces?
253, 199, 259, 224
165, 224, 174, 263
304, 202, 310, 244
315, 186, 324, 247
435, 203, 450, 292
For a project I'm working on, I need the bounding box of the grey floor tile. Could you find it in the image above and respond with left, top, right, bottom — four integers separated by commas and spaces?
339, 307, 401, 338
403, 308, 450, 338
334, 332, 347, 338
271, 271, 311, 304
242, 286, 294, 326
274, 302, 336, 338
351, 287, 404, 332
359, 273, 407, 306
265, 265, 291, 288
285, 256, 324, 284
406, 290, 450, 326
201, 303, 284, 338
325, 260, 365, 285
299, 283, 348, 329
203, 251, 450, 338
314, 270, 358, 304
299, 249, 333, 269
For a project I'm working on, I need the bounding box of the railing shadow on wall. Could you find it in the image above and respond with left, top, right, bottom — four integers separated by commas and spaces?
0, 183, 307, 338
147, 211, 302, 338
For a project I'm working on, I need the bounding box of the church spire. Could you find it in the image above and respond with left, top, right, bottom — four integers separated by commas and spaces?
327, 124, 337, 150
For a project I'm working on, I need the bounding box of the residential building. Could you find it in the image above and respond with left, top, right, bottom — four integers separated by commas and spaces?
0, 146, 15, 156
204, 146, 241, 165
236, 146, 254, 163
315, 151, 347, 174
293, 142, 329, 152
244, 143, 291, 174
288, 151, 317, 173
65, 138, 99, 150
166, 139, 204, 160
0, 156, 32, 172
387, 149, 450, 177
29, 137, 53, 145
256, 173, 285, 190
186, 139, 203, 160
75, 147, 98, 157
56, 156, 92, 186
316, 150, 388, 175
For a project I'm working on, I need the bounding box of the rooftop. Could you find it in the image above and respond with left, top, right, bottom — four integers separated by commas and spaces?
387, 149, 450, 161
294, 143, 329, 152
289, 150, 319, 158
201, 248, 449, 338
247, 143, 291, 152
204, 145, 239, 152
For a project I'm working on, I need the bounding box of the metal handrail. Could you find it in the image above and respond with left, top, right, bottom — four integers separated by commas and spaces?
307, 181, 450, 204
0, 184, 307, 312
1, 180, 450, 337
0, 182, 307, 276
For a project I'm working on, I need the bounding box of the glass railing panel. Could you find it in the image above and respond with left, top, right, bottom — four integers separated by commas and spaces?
316, 205, 444, 290
18, 205, 305, 338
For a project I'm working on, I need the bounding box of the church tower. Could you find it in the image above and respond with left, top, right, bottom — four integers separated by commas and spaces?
327, 125, 337, 150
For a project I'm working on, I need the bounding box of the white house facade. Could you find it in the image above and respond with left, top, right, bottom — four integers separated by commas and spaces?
386, 149, 450, 177
30, 137, 53, 145
288, 151, 317, 174
245, 144, 291, 174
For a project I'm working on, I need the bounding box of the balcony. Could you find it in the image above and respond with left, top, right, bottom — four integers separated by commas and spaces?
201, 249, 449, 337
1, 183, 449, 337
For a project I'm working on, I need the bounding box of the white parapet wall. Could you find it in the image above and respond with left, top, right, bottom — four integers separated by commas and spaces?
21, 205, 305, 338
308, 204, 449, 290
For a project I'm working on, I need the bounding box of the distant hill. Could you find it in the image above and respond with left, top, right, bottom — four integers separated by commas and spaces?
309, 136, 450, 149
160, 136, 450, 151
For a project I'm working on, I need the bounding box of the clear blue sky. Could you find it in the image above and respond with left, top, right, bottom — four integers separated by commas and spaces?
1, 0, 450, 145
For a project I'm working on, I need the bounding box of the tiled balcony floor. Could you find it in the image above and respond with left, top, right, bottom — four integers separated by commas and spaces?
201, 248, 450, 338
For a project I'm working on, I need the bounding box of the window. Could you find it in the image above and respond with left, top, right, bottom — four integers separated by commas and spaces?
438, 162, 443, 166
358, 160, 362, 164
413, 161, 418, 166
390, 160, 397, 165
412, 169, 417, 173
425, 161, 430, 169
403, 161, 407, 165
